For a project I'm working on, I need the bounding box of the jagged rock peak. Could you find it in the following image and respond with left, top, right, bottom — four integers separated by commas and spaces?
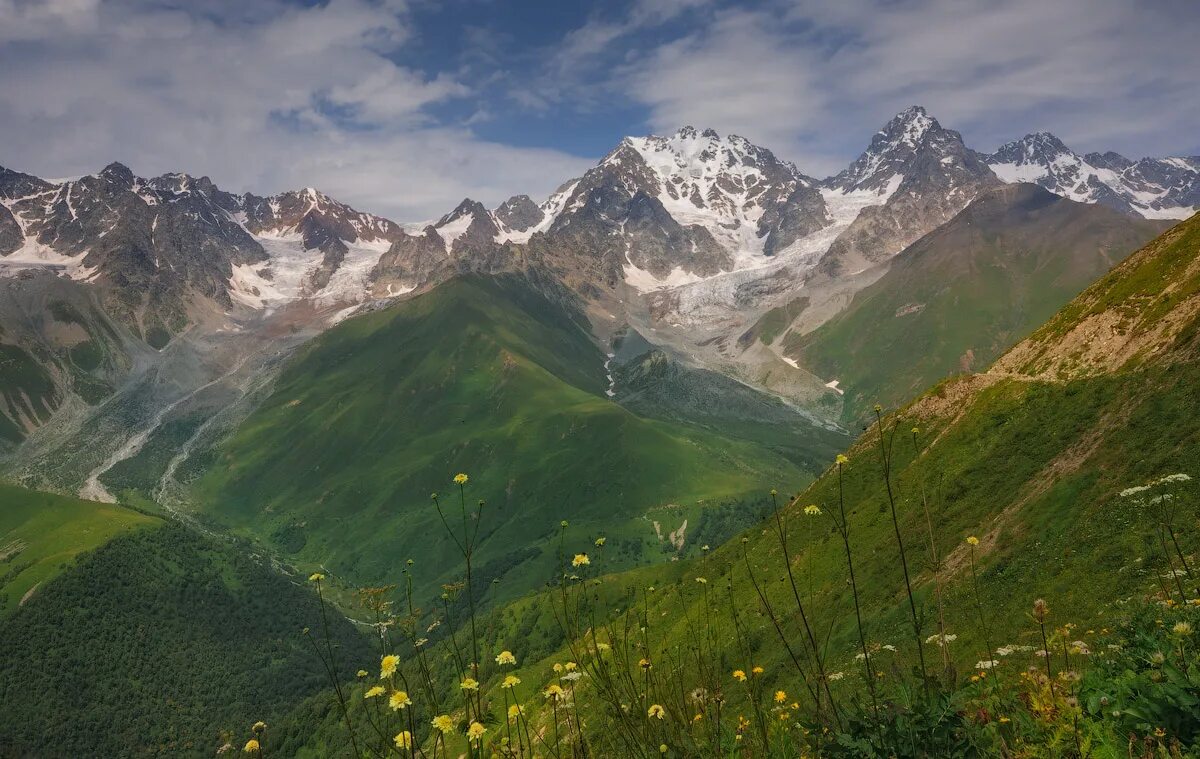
98, 161, 135, 187
493, 194, 544, 232
437, 198, 488, 226
827, 105, 978, 194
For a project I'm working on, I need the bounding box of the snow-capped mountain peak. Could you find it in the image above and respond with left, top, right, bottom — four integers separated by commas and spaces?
986, 133, 1198, 219
827, 105, 975, 194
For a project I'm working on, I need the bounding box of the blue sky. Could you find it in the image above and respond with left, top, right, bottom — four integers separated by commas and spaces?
1, 0, 1198, 219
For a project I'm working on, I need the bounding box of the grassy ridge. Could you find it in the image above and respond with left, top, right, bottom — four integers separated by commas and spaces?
794, 185, 1168, 422
0, 482, 157, 614
192, 275, 810, 604
0, 522, 371, 757
304, 214, 1200, 756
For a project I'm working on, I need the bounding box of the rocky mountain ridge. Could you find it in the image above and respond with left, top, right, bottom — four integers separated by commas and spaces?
2, 107, 1196, 474
986, 132, 1198, 220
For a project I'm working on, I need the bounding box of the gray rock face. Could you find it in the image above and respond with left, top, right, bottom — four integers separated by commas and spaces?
986, 134, 1199, 218
815, 106, 1001, 278
368, 200, 524, 294
531, 126, 833, 287
0, 204, 20, 255
0, 162, 420, 342
493, 195, 544, 232
371, 227, 454, 291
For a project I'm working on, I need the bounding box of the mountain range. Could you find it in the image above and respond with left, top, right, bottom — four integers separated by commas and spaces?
2, 100, 1199, 756
2, 106, 1195, 462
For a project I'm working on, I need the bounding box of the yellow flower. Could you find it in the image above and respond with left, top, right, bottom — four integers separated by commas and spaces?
545, 684, 565, 700
1174, 622, 1193, 636
804, 504, 821, 516
308, 572, 325, 582
836, 454, 849, 465
243, 739, 260, 753
553, 662, 564, 673
393, 731, 412, 750
356, 669, 368, 678
597, 642, 611, 652
389, 691, 412, 710
495, 650, 517, 666
380, 655, 399, 679
774, 690, 787, 704
966, 536, 980, 546
251, 721, 266, 733
648, 704, 666, 719
695, 576, 707, 584
751, 666, 764, 675
460, 678, 479, 691
733, 669, 746, 682
572, 553, 590, 567
595, 537, 606, 547
431, 714, 454, 734
454, 473, 469, 485
660, 744, 668, 754
564, 661, 578, 672
502, 674, 521, 689
873, 403, 883, 413
639, 657, 652, 670
362, 682, 386, 701
507, 704, 521, 721
467, 721, 486, 743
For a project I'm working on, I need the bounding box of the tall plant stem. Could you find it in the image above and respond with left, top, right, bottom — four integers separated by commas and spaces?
835, 463, 880, 723
769, 491, 840, 724
874, 407, 929, 686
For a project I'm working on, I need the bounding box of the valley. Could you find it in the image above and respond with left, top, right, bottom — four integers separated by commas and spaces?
1, 99, 1198, 756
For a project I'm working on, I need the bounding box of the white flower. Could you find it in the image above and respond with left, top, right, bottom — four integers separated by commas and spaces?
924, 633, 957, 646
560, 671, 583, 682
826, 671, 845, 681
995, 644, 1033, 656
1158, 473, 1192, 484
1120, 485, 1151, 497
975, 660, 998, 669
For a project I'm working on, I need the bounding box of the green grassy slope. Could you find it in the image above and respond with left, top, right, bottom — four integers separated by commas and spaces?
191, 275, 809, 604
793, 184, 1169, 423
618, 211, 1200, 672
395, 213, 1200, 754
0, 522, 370, 757
0, 482, 157, 614
612, 348, 848, 469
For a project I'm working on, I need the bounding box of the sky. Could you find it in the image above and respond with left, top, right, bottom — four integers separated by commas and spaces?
1, 0, 1198, 221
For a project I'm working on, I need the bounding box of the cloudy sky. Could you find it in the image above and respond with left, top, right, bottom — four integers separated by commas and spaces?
1, 0, 1197, 220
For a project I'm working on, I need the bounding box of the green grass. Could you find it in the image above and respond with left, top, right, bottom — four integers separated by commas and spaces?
0, 344, 59, 443
1014, 210, 1200, 372
0, 522, 370, 757
794, 185, 1167, 423
0, 482, 158, 614
191, 275, 809, 606
312, 215, 1199, 755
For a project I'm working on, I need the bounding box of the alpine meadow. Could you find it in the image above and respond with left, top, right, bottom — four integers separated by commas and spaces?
2, 1, 1199, 757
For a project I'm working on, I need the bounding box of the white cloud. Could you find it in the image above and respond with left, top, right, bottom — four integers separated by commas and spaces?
606, 0, 1200, 174
622, 8, 832, 171
0, 0, 592, 220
